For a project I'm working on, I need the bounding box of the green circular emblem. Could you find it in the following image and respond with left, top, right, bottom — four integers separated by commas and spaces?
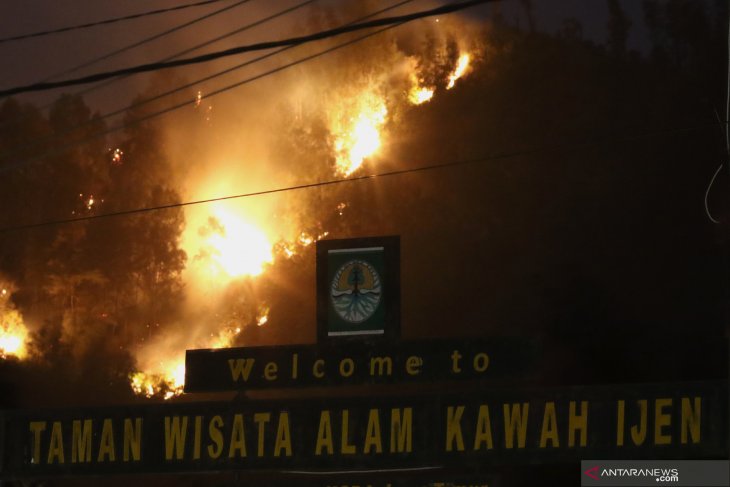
330, 259, 382, 323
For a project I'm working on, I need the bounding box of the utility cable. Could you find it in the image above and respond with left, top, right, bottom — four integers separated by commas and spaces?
0, 0, 231, 44
0, 120, 725, 234
71, 0, 317, 99
704, 7, 730, 224
0, 0, 490, 98
36, 0, 252, 83
0, 0, 411, 167
0, 1, 442, 174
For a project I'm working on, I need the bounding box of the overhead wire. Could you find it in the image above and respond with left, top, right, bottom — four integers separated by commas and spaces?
704, 5, 730, 224
35, 0, 252, 83
0, 0, 449, 174
0, 0, 490, 98
0, 0, 231, 44
71, 0, 318, 100
0, 120, 725, 234
0, 0, 322, 161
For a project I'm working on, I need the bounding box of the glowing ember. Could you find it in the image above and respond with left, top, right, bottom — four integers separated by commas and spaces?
409, 86, 435, 105
0, 309, 29, 360
298, 232, 314, 247
336, 202, 347, 216
111, 148, 123, 165
204, 208, 273, 278
446, 53, 471, 90
330, 90, 387, 176
195, 90, 203, 108
87, 195, 94, 210
257, 306, 269, 326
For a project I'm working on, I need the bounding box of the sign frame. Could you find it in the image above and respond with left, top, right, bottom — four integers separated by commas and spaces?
316, 236, 400, 343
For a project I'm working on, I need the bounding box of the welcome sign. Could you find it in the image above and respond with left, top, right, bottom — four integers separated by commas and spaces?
1, 381, 725, 477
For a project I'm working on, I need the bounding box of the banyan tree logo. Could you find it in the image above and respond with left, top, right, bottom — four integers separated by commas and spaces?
317, 237, 398, 341
330, 259, 382, 323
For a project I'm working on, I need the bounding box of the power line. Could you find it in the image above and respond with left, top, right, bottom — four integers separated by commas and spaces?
0, 0, 231, 45
0, 0, 489, 98
0, 120, 723, 234
0, 0, 413, 173
70, 0, 317, 99
0, 0, 309, 139
36, 0, 252, 83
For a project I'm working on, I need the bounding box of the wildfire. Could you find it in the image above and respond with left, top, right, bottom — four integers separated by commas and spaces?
329, 89, 388, 176
130, 360, 185, 400
200, 207, 274, 279
446, 53, 471, 90
0, 309, 29, 360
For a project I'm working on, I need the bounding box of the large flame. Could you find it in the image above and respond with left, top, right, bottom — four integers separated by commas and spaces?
329, 89, 388, 177
206, 210, 273, 278
0, 306, 30, 360
189, 205, 274, 280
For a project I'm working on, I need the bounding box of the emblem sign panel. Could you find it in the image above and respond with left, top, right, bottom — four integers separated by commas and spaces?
317, 236, 400, 342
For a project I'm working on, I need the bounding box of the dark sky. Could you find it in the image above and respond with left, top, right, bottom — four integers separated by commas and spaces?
0, 0, 650, 114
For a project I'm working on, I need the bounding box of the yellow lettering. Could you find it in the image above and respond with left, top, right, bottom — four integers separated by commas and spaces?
445, 406, 465, 451
313, 359, 325, 379
630, 400, 647, 446
207, 416, 224, 459
364, 409, 382, 454
405, 356, 423, 375
339, 358, 354, 377
654, 398, 672, 445
568, 401, 588, 447
315, 410, 334, 455
97, 418, 116, 462
254, 412, 270, 457
681, 397, 701, 444
71, 420, 92, 463
228, 358, 255, 382
274, 412, 292, 457
539, 402, 559, 448
292, 353, 299, 379
47, 421, 65, 464
451, 350, 463, 373
229, 414, 247, 458
29, 421, 46, 465
123, 418, 142, 462
164, 416, 188, 460
341, 410, 356, 454
474, 405, 493, 450
503, 403, 529, 449
473, 352, 489, 372
192, 416, 202, 460
390, 408, 412, 453
264, 362, 278, 381
370, 357, 393, 376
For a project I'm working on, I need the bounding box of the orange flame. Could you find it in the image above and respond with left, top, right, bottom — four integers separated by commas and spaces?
446, 53, 471, 90
0, 308, 30, 360
329, 89, 388, 176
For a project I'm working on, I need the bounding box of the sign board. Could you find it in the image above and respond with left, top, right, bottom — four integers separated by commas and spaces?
1, 381, 725, 478
317, 236, 400, 342
184, 338, 540, 393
